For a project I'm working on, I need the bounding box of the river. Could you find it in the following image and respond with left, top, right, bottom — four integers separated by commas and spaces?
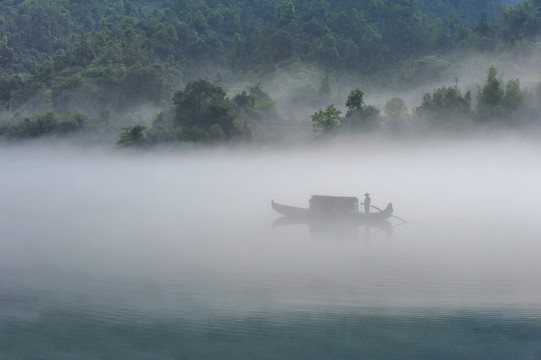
1, 137, 541, 359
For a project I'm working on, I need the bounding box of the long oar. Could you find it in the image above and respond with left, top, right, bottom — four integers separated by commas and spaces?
363, 203, 407, 224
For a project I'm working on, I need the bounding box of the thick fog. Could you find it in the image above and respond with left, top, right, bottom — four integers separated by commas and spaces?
1, 137, 541, 317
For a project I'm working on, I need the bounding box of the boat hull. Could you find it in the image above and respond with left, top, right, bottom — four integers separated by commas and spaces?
271, 200, 310, 217
271, 200, 393, 225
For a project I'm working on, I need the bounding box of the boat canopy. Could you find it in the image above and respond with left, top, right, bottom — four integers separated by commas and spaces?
309, 195, 359, 214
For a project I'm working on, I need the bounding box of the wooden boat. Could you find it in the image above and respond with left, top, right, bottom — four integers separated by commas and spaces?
271, 195, 393, 225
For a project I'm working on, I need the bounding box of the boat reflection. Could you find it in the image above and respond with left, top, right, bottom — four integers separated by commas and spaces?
272, 215, 394, 239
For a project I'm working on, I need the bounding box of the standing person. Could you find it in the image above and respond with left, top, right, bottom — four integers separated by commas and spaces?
363, 193, 371, 214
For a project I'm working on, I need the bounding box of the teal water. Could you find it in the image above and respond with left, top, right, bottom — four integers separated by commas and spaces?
2, 299, 541, 360
2, 266, 541, 359
1, 141, 541, 359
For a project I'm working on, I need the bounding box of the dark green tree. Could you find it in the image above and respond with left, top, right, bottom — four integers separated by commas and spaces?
345, 88, 364, 113
342, 88, 381, 131
311, 104, 341, 137
172, 79, 234, 138
275, 1, 296, 26
416, 85, 472, 128
477, 66, 505, 120
117, 125, 147, 147
1, 110, 87, 139
502, 78, 524, 116
385, 97, 408, 120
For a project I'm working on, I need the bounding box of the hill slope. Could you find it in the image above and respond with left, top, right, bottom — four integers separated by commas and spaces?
1, 0, 541, 143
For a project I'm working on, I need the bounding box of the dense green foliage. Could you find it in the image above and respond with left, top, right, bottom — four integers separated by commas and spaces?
117, 124, 147, 147
0, 110, 90, 139
416, 86, 472, 129
0, 0, 139, 104
309, 65, 540, 137
141, 79, 277, 145
342, 89, 381, 132
417, 0, 505, 28
476, 66, 531, 124
1, 0, 541, 145
311, 104, 341, 137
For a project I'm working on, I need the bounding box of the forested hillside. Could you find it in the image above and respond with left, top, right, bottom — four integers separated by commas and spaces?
417, 0, 506, 27
1, 0, 541, 145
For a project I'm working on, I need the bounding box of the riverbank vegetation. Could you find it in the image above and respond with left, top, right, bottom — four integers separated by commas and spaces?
1, 0, 540, 146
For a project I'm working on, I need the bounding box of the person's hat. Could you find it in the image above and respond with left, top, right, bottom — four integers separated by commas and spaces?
364, 193, 370, 196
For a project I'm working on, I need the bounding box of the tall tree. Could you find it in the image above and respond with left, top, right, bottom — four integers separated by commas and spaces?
342, 88, 381, 131
311, 104, 341, 137
172, 79, 234, 137
477, 65, 505, 120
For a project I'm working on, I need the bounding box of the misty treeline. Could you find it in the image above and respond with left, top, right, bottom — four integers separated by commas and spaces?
118, 79, 278, 146
5, 63, 539, 146
1, 0, 541, 145
122, 64, 541, 146
312, 65, 541, 138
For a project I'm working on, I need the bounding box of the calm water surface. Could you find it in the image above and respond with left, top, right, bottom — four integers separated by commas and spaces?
1, 140, 541, 359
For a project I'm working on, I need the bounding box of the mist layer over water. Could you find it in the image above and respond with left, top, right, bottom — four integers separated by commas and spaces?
1, 137, 541, 359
